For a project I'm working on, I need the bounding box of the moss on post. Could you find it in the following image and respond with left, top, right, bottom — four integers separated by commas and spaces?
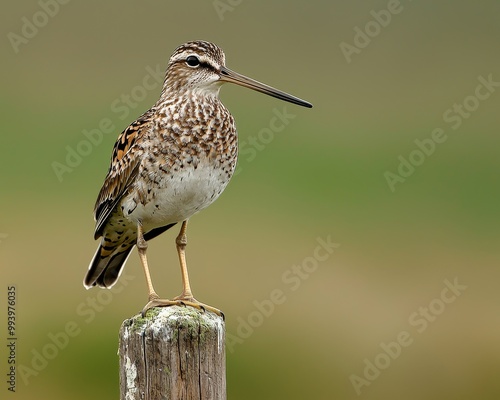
119, 306, 225, 400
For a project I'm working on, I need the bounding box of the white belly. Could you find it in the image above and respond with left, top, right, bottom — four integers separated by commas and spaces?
122, 163, 230, 230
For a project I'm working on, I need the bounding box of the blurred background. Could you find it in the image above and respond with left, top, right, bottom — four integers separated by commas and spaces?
1, 1, 499, 399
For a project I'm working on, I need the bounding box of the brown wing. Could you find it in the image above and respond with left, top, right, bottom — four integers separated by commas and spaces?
93, 112, 151, 239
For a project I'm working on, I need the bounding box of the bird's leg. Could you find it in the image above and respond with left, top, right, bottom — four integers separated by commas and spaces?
139, 222, 178, 316
172, 220, 224, 319
175, 220, 193, 299
139, 220, 223, 318
137, 222, 159, 301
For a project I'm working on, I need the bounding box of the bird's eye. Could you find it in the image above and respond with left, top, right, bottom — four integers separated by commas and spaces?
186, 56, 200, 67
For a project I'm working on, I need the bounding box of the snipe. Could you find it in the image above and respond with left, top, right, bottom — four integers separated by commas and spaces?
84, 40, 312, 317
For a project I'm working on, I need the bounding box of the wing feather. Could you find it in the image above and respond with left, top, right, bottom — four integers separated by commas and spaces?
93, 112, 151, 238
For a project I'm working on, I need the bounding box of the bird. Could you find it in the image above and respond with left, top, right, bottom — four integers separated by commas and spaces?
83, 40, 312, 317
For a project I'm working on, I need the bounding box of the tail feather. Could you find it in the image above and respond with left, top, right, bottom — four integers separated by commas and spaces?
84, 222, 177, 289
84, 245, 134, 289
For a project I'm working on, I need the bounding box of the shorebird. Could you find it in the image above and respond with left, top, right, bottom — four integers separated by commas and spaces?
83, 40, 312, 317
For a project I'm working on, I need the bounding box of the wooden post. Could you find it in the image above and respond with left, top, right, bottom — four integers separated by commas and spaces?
118, 306, 225, 400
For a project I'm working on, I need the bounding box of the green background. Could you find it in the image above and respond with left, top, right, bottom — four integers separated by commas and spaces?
1, 1, 500, 399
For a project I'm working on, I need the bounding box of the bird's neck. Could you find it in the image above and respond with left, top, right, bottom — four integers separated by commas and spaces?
153, 88, 231, 133
156, 88, 224, 113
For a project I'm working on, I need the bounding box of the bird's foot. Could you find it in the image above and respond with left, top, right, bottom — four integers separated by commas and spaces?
141, 296, 183, 317
172, 295, 225, 320
141, 294, 224, 320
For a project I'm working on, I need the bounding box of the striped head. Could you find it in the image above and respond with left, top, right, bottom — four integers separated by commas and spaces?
160, 40, 313, 108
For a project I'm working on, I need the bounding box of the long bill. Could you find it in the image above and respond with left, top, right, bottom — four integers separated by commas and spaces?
219, 66, 313, 108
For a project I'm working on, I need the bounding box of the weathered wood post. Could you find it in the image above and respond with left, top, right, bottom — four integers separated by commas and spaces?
118, 306, 225, 400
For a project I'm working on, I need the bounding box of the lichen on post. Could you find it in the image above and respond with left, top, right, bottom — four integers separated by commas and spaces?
118, 306, 226, 400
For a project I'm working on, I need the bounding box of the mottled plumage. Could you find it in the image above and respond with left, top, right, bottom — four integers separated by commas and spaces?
84, 40, 312, 315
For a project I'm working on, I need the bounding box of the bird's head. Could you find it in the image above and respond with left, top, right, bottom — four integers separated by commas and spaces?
161, 40, 312, 108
